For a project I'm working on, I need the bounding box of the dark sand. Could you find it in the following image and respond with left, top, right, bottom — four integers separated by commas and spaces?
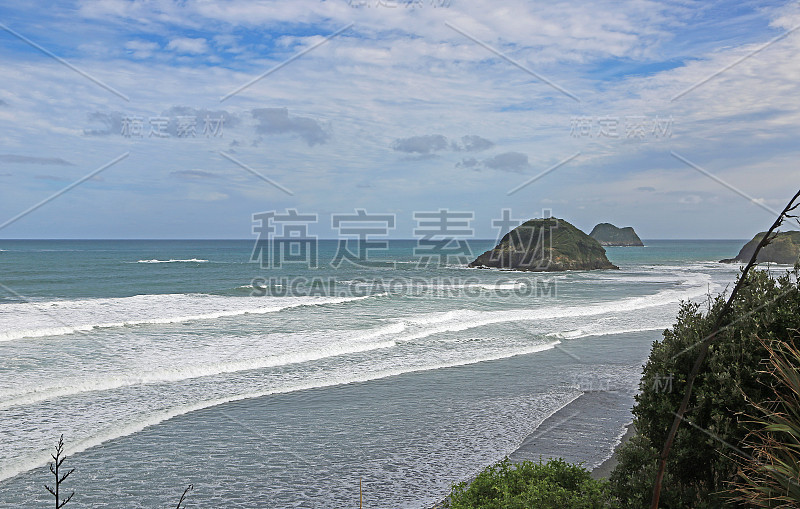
428, 413, 636, 507
508, 391, 636, 469
591, 422, 636, 479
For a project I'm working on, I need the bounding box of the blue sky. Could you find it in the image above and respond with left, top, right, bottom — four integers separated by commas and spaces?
0, 0, 798, 239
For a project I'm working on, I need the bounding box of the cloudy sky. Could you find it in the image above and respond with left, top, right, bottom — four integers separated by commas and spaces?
0, 0, 798, 239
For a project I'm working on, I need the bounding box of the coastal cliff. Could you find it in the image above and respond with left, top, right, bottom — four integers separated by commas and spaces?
469, 218, 618, 271
720, 231, 800, 265
589, 223, 644, 246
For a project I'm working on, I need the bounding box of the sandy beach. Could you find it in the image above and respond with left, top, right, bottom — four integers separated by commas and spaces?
508, 388, 638, 469
428, 419, 636, 507
591, 423, 636, 479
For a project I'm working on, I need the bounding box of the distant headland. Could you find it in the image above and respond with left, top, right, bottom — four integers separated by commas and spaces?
589, 223, 644, 247
720, 231, 800, 265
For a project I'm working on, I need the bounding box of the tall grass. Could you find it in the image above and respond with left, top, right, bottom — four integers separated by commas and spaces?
732, 336, 800, 507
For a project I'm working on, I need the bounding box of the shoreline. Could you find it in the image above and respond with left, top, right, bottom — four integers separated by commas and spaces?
590, 422, 636, 479
428, 418, 636, 507
508, 390, 636, 469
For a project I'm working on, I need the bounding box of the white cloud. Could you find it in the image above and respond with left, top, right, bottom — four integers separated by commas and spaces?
125, 40, 160, 59
166, 37, 209, 54
188, 190, 229, 201
0, 0, 798, 238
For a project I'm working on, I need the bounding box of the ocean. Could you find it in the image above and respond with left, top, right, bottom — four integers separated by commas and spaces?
0, 239, 747, 508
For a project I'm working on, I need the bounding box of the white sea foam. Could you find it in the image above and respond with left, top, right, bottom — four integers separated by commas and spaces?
548, 326, 666, 340
0, 339, 559, 483
0, 293, 380, 342
0, 337, 399, 409
507, 390, 583, 451
135, 258, 209, 263
0, 266, 723, 483
0, 241, 744, 496
0, 271, 705, 346
592, 418, 635, 469
398, 275, 711, 342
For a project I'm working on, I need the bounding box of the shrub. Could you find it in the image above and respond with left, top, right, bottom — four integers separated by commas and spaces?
447, 457, 616, 508
610, 268, 800, 508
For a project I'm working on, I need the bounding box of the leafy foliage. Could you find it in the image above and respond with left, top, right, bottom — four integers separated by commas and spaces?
732, 337, 800, 507
607, 432, 684, 508
610, 268, 800, 508
447, 457, 616, 508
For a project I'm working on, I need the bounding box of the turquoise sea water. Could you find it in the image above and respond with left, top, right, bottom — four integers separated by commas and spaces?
0, 239, 754, 507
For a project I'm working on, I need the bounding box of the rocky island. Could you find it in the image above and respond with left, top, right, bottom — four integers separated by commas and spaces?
589, 223, 644, 246
720, 231, 800, 265
469, 218, 618, 271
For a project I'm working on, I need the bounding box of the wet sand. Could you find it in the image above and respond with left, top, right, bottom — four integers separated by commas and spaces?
591, 422, 636, 479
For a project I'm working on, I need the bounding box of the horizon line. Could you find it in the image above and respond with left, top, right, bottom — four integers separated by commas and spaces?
0, 237, 754, 242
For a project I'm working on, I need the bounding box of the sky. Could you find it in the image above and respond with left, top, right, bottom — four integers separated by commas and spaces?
0, 0, 799, 239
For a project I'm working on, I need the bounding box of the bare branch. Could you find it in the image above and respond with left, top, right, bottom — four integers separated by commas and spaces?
58, 492, 74, 509
176, 484, 193, 509
45, 434, 74, 508
59, 468, 74, 483
650, 187, 800, 508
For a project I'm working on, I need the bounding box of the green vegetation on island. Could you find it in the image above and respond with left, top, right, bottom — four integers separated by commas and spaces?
720, 231, 800, 265
469, 218, 618, 271
589, 223, 644, 247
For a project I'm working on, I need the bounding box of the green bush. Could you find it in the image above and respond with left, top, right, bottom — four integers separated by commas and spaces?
447, 457, 616, 508
610, 268, 800, 508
